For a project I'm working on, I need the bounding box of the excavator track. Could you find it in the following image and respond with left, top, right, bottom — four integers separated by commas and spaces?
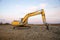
13, 25, 31, 29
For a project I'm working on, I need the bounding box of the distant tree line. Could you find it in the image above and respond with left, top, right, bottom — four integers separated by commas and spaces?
0, 22, 10, 25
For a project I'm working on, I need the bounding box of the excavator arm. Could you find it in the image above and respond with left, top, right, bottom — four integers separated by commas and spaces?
22, 9, 47, 25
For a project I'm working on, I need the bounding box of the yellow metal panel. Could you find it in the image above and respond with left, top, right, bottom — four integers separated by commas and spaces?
12, 21, 20, 26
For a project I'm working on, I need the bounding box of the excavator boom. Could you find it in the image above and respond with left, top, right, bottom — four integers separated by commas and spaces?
22, 9, 47, 25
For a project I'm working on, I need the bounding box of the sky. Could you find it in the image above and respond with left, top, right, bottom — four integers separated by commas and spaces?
0, 0, 60, 24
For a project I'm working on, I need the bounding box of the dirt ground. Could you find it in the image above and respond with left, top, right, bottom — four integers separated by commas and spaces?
0, 24, 60, 40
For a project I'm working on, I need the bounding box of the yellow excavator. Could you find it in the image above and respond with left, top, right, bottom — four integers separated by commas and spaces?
12, 9, 49, 30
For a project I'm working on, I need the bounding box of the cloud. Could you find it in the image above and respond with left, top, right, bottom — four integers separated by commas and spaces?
24, 3, 47, 13
39, 3, 47, 9
24, 6, 38, 13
